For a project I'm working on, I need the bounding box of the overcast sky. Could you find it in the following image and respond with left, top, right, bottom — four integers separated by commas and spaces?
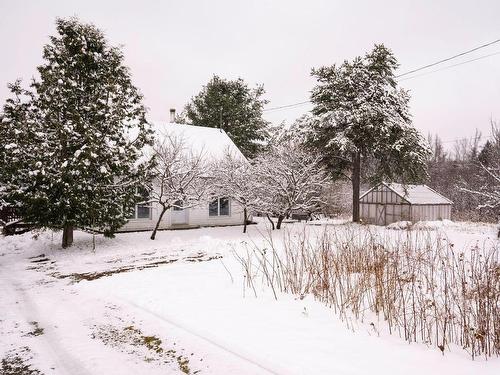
1, 0, 499, 146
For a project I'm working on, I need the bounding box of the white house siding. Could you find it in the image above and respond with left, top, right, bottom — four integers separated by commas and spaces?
118, 198, 245, 232
188, 200, 246, 227
116, 123, 249, 233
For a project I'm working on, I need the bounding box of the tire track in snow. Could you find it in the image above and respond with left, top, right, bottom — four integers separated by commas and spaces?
1, 266, 93, 375
120, 298, 283, 375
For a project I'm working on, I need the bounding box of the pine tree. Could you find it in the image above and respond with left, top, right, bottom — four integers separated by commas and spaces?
0, 17, 153, 247
184, 75, 269, 158
306, 44, 430, 222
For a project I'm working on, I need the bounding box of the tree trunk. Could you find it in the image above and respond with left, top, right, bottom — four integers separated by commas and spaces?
276, 215, 284, 230
352, 152, 361, 223
243, 207, 248, 233
151, 206, 168, 240
266, 214, 275, 230
62, 224, 73, 248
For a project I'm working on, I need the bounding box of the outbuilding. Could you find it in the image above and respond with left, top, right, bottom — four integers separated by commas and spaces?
359, 182, 452, 225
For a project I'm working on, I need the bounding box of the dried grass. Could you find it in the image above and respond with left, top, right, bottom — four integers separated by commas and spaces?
234, 226, 500, 358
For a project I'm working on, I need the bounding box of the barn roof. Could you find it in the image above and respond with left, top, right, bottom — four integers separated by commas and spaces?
151, 122, 246, 161
360, 182, 453, 205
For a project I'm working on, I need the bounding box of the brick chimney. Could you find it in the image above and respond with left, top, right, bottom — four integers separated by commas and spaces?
169, 108, 176, 123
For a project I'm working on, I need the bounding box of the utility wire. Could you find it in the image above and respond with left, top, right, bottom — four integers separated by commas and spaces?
263, 101, 311, 113
263, 40, 500, 113
398, 50, 500, 82
396, 38, 500, 78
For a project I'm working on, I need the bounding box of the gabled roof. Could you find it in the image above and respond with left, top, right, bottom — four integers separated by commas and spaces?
360, 182, 453, 205
151, 122, 246, 161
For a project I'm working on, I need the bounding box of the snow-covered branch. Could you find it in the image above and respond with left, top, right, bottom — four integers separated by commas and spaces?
149, 133, 208, 239
253, 139, 330, 229
460, 162, 500, 211
212, 151, 257, 233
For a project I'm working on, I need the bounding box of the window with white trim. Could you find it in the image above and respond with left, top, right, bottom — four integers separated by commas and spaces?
128, 187, 152, 220
209, 197, 230, 216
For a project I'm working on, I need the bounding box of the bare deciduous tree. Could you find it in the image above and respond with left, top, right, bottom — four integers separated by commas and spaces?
254, 141, 330, 229
149, 134, 208, 240
212, 151, 258, 233
460, 123, 500, 235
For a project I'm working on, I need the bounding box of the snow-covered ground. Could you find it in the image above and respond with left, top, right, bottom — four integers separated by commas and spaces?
1, 219, 499, 374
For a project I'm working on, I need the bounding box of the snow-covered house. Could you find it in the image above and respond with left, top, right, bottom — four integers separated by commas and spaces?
119, 122, 248, 232
359, 182, 453, 225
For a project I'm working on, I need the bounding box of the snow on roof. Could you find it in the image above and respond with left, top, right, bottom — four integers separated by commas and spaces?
151, 122, 246, 161
383, 182, 453, 205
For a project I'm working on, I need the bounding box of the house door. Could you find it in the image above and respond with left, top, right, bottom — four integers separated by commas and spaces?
171, 201, 188, 225
376, 205, 386, 226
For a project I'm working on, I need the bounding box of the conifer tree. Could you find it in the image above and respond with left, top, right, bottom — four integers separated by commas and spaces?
184, 75, 269, 158
307, 45, 430, 222
0, 17, 153, 247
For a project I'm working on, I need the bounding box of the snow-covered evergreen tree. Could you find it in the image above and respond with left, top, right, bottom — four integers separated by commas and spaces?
253, 134, 330, 229
0, 81, 38, 212
149, 133, 208, 240
184, 75, 270, 158
306, 45, 430, 222
0, 17, 153, 247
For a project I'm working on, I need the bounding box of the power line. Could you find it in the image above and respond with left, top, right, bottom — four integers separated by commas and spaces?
263, 41, 500, 113
398, 50, 500, 82
262, 100, 311, 113
396, 38, 500, 78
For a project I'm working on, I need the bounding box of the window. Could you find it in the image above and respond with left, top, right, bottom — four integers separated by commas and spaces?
209, 197, 230, 216
136, 204, 151, 219
173, 200, 184, 211
129, 187, 152, 220
219, 197, 229, 216
209, 200, 219, 216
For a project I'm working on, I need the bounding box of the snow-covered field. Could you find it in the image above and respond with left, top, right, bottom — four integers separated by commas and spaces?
1, 219, 499, 374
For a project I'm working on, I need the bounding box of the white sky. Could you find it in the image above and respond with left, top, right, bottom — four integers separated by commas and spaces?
1, 0, 499, 146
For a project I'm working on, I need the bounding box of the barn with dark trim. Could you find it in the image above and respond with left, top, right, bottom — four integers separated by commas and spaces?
359, 182, 453, 225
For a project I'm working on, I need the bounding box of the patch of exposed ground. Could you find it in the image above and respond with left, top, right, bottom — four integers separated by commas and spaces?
26, 254, 56, 273
51, 252, 222, 283
1, 347, 43, 375
91, 324, 199, 374
23, 322, 44, 337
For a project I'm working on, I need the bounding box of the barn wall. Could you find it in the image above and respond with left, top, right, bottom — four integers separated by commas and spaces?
360, 185, 402, 204
360, 202, 377, 224
409, 204, 452, 222
360, 184, 452, 226
360, 202, 451, 225
360, 203, 408, 225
